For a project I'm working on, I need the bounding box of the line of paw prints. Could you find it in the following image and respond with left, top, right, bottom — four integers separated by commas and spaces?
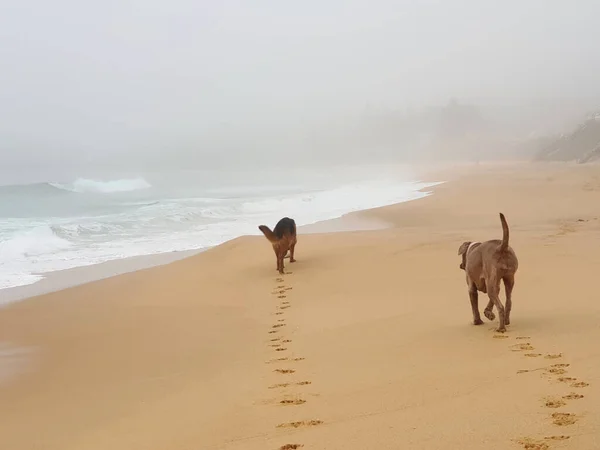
495, 334, 590, 448
268, 278, 324, 450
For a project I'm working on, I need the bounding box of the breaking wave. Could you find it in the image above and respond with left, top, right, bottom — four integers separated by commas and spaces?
49, 177, 151, 193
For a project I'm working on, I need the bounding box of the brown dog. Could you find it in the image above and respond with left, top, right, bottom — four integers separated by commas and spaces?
458, 213, 518, 332
258, 217, 297, 274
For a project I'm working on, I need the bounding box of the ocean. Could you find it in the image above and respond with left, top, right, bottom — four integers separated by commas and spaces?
0, 165, 438, 291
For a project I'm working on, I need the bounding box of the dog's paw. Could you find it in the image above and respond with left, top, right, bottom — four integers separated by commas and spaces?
474, 318, 484, 325
484, 310, 496, 321
496, 326, 507, 333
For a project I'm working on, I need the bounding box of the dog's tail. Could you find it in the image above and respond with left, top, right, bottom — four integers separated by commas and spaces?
499, 213, 509, 251
258, 225, 277, 243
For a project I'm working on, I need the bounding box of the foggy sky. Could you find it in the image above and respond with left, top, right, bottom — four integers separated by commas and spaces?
2, 0, 600, 169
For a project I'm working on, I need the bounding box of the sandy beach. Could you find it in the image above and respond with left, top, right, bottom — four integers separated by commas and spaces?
1, 162, 599, 450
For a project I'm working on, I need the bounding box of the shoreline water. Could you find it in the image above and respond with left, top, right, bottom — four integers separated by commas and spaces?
0, 214, 393, 305
0, 173, 445, 305
0, 201, 417, 305
0, 250, 200, 305
0, 167, 440, 292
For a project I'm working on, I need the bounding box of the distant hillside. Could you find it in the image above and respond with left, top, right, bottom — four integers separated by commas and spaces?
535, 112, 600, 163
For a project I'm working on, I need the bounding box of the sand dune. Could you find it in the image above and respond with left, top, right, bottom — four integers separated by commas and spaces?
1, 162, 599, 449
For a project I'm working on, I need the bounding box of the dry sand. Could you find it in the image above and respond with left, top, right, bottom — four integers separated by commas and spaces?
1, 162, 599, 450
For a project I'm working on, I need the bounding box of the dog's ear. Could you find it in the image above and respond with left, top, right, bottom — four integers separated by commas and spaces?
458, 241, 471, 255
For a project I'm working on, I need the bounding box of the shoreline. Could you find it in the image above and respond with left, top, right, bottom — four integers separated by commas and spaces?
0, 207, 412, 305
1, 173, 444, 305
0, 250, 201, 306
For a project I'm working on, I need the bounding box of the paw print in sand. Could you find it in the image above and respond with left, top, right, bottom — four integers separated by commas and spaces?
551, 412, 578, 426
277, 420, 323, 429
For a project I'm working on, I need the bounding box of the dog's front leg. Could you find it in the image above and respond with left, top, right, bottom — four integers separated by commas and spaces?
469, 284, 484, 325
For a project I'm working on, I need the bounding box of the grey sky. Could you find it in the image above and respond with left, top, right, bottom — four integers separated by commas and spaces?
1, 0, 600, 168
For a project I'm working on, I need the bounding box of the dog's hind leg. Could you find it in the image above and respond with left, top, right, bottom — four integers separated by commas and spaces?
483, 298, 495, 321
487, 277, 506, 332
469, 283, 484, 325
273, 248, 281, 271
289, 242, 296, 263
480, 278, 496, 321
503, 275, 514, 325
277, 249, 285, 274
